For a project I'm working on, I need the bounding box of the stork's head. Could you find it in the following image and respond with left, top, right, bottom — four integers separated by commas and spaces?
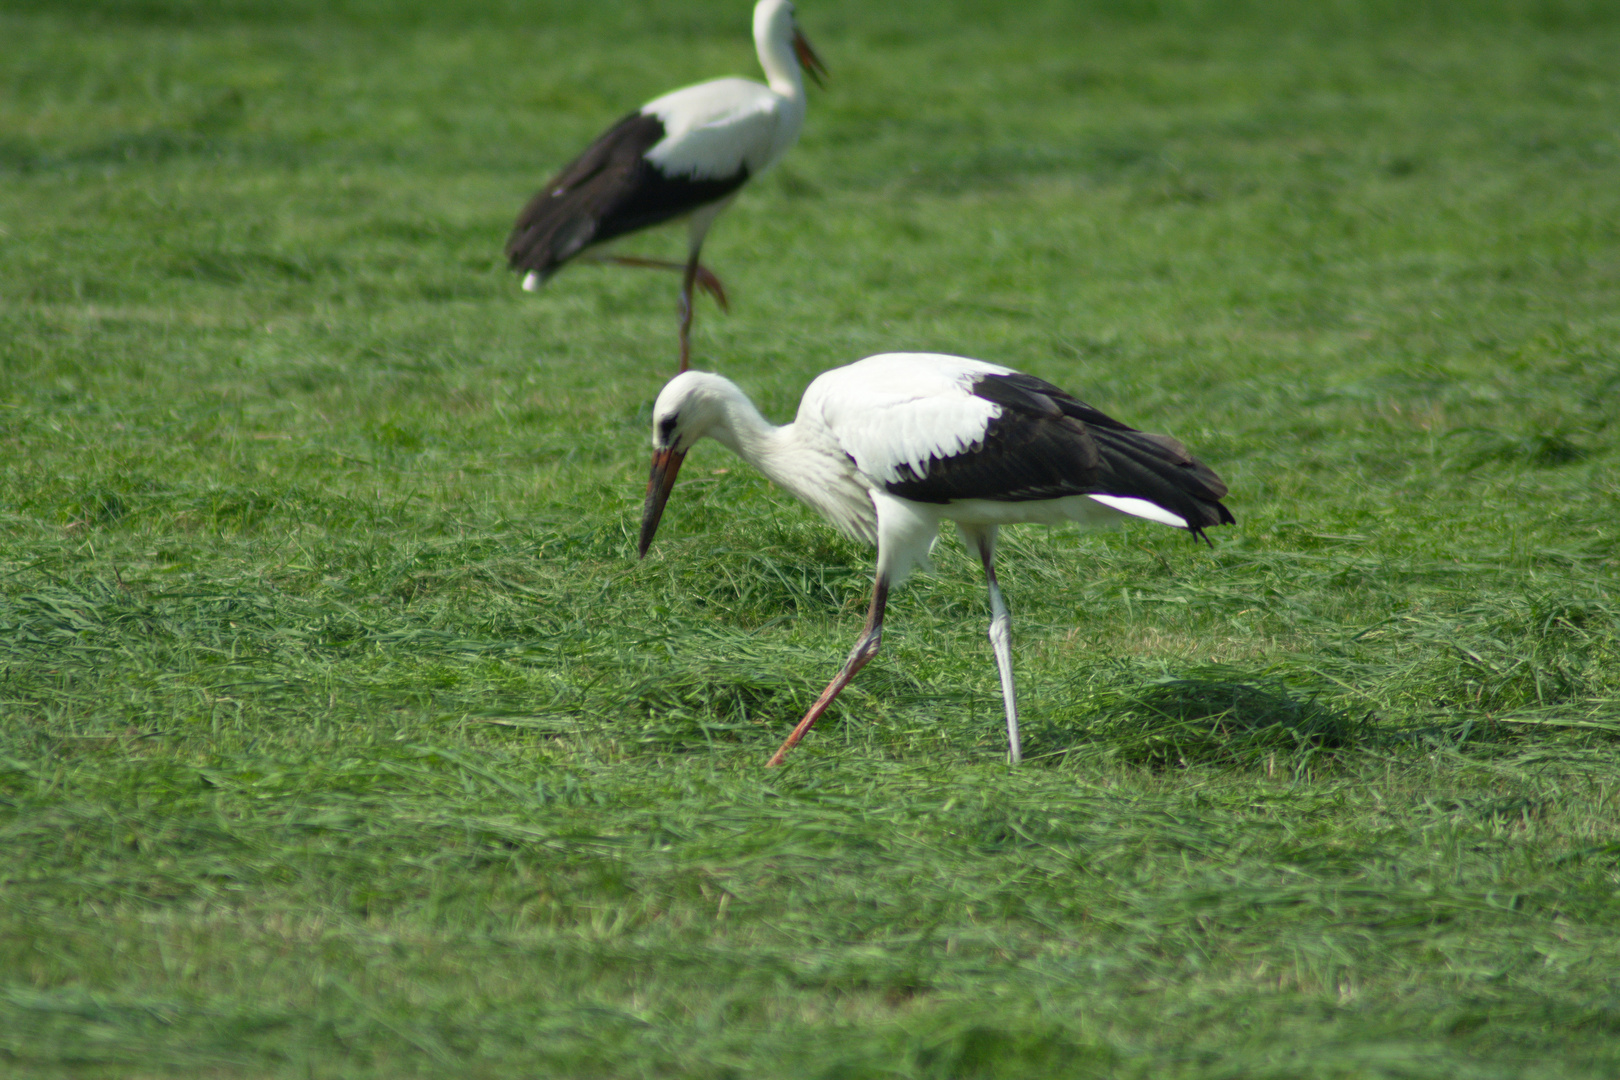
755, 0, 827, 89
638, 371, 739, 558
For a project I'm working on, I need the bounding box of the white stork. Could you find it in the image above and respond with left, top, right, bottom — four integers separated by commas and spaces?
506, 0, 826, 372
637, 353, 1236, 767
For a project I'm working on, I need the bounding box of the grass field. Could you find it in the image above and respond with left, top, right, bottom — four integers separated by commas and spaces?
4, 0, 1620, 1075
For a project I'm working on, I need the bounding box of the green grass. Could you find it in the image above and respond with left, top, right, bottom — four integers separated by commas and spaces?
4, 0, 1620, 1075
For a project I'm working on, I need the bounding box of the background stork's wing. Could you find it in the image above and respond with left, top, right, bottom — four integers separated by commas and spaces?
505, 108, 749, 280
507, 112, 662, 273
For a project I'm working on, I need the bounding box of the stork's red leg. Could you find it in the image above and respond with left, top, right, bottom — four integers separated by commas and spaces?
692, 265, 728, 312
678, 256, 698, 373
598, 255, 728, 308
593, 254, 727, 373
766, 577, 890, 767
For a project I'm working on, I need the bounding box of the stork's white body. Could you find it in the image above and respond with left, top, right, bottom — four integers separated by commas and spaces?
685, 354, 1185, 584
639, 352, 1235, 766
638, 68, 809, 185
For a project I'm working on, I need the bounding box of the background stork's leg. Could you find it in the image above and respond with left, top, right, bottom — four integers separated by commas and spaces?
972, 528, 1022, 765
693, 264, 728, 312
589, 252, 728, 372
596, 255, 728, 308
678, 254, 699, 372
766, 576, 891, 767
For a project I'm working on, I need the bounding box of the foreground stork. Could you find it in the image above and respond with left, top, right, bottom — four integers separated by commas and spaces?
638, 353, 1235, 766
507, 0, 826, 372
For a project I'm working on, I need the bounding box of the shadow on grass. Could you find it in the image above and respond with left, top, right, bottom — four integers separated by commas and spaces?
1045, 667, 1367, 769
817, 1016, 1115, 1080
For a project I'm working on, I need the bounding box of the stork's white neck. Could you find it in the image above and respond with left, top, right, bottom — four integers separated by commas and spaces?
754, 7, 807, 102
696, 382, 795, 479
666, 373, 875, 545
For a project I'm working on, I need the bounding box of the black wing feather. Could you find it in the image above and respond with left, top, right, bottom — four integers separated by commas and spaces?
884, 372, 1234, 540
506, 111, 749, 282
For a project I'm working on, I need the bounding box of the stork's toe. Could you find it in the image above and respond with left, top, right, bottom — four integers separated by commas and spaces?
695, 265, 730, 313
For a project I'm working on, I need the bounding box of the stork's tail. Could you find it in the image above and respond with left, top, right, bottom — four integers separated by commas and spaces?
1088, 426, 1235, 544
506, 201, 597, 286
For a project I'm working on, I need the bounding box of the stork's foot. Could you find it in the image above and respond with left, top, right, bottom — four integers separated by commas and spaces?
693, 265, 729, 313
597, 255, 728, 312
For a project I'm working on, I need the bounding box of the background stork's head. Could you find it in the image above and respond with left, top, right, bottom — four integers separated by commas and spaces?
754, 0, 827, 89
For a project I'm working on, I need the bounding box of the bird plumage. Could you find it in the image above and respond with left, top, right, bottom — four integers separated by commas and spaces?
506, 112, 746, 286
638, 352, 1235, 766
506, 0, 824, 371
640, 76, 805, 179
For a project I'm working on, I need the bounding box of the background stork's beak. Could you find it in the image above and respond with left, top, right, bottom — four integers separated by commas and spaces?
793, 29, 828, 89
638, 446, 688, 558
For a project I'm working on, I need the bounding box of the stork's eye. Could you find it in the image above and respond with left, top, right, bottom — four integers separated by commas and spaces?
657, 414, 678, 443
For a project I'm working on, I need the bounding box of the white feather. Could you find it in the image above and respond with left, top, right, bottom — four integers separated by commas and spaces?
643, 80, 795, 180
803, 353, 1014, 485
1086, 494, 1190, 529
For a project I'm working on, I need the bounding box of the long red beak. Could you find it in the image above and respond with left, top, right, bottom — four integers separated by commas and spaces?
638, 446, 688, 558
793, 29, 827, 89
